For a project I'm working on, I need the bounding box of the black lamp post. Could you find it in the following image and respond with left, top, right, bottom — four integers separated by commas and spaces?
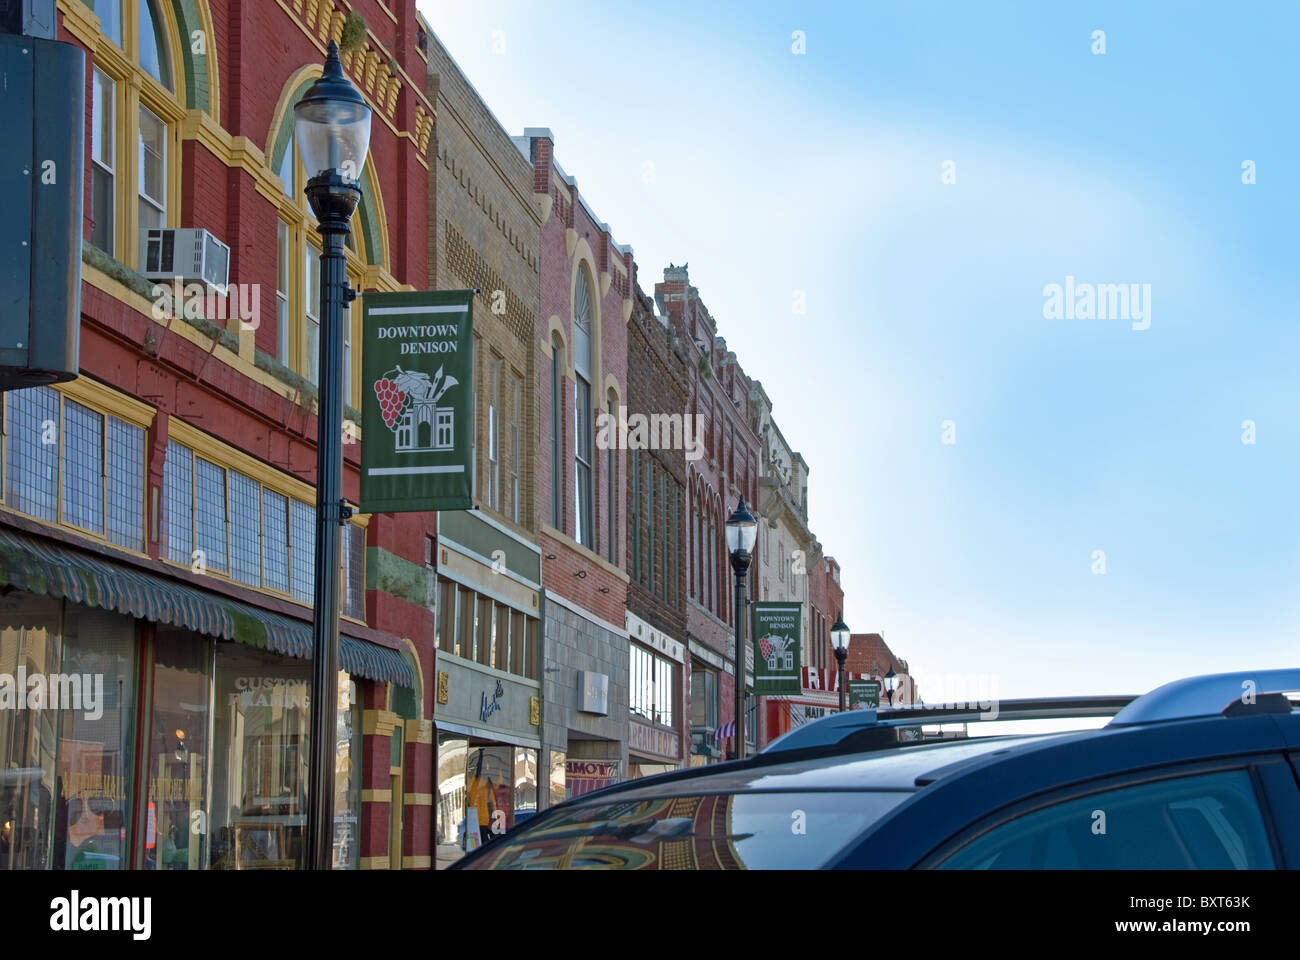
885, 666, 898, 705
294, 41, 372, 871
724, 498, 757, 760
830, 611, 850, 712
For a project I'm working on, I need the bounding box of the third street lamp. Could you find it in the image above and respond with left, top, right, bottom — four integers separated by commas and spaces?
294, 41, 372, 871
830, 611, 850, 712
725, 498, 758, 760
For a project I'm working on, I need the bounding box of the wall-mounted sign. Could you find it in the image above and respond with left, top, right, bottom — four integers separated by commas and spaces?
629, 719, 679, 760
577, 670, 609, 715
360, 290, 474, 514
849, 680, 881, 710
751, 602, 801, 695
479, 678, 505, 722
564, 760, 619, 798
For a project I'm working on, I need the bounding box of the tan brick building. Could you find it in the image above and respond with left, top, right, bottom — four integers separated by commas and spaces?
424, 29, 547, 866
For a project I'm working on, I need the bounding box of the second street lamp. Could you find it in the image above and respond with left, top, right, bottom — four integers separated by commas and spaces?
885, 666, 898, 705
830, 611, 850, 712
725, 498, 758, 760
294, 41, 372, 871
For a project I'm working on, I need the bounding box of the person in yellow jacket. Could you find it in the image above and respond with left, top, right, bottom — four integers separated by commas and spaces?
465, 752, 494, 848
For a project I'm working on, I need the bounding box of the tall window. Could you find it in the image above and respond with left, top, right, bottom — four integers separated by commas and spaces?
487, 355, 500, 511
90, 68, 115, 254
510, 375, 521, 522
630, 450, 640, 583
646, 459, 655, 591
276, 221, 290, 364
89, 0, 178, 270
550, 337, 563, 529
573, 267, 594, 548
304, 241, 322, 384
606, 394, 617, 564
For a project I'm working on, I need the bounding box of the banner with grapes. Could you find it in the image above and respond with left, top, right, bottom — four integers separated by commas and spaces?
751, 601, 802, 695
360, 290, 474, 514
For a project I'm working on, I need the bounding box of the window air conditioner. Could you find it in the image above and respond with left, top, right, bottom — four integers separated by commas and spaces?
143, 228, 230, 292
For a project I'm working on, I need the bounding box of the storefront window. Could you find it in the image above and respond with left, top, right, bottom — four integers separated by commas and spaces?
436, 734, 468, 869
0, 595, 63, 870
549, 749, 566, 806
513, 748, 537, 828
436, 735, 528, 867
146, 628, 210, 870
54, 608, 136, 870
210, 643, 311, 870
333, 672, 360, 869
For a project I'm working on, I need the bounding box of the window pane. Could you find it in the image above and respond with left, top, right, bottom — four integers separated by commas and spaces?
4, 386, 60, 522
289, 498, 314, 603
105, 415, 145, 551
138, 105, 165, 208
278, 143, 294, 197
162, 440, 193, 565
194, 458, 228, 573
90, 69, 115, 255
61, 399, 104, 535
262, 490, 290, 593
276, 221, 290, 365
304, 245, 321, 383
138, 0, 173, 89
93, 0, 122, 47
940, 770, 1275, 869
229, 471, 261, 586
344, 523, 365, 620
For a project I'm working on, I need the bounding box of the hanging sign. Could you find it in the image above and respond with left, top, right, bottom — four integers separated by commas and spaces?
751, 601, 802, 695
360, 290, 474, 513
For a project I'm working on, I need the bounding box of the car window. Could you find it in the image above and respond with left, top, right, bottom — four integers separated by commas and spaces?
459, 791, 908, 870
937, 769, 1274, 869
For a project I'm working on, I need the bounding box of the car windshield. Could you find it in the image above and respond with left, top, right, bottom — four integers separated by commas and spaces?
458, 790, 908, 869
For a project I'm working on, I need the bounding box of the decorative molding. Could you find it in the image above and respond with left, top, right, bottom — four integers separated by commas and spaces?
436, 670, 449, 704
403, 793, 434, 806
565, 228, 577, 259
363, 708, 400, 737
56, 0, 101, 50
599, 271, 611, 298
534, 192, 553, 225
402, 855, 432, 869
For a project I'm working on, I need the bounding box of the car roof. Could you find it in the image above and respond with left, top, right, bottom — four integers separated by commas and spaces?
566, 731, 1085, 803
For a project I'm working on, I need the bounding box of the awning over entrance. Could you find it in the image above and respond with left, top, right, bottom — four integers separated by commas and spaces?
0, 528, 415, 689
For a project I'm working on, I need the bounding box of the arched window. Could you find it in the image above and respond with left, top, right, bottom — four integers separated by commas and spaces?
87, 0, 183, 270
572, 267, 595, 548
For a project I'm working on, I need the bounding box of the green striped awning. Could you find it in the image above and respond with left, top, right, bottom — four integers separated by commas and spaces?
0, 528, 415, 689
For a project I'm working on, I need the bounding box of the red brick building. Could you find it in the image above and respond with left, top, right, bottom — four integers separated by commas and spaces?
654, 265, 760, 762
0, 0, 439, 871
847, 633, 917, 705
517, 129, 633, 798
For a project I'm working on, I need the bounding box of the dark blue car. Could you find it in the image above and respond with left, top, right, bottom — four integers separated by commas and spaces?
453, 669, 1300, 869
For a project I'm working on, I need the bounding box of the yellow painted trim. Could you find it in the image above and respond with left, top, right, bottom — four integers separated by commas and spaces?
166, 418, 319, 505
395, 636, 425, 714
362, 789, 393, 803
57, 377, 156, 428
363, 708, 400, 737
56, 0, 101, 50
406, 717, 433, 744
402, 855, 431, 869
193, 0, 221, 121
403, 793, 433, 806
359, 855, 388, 870
540, 523, 631, 585
533, 191, 553, 225
623, 297, 633, 325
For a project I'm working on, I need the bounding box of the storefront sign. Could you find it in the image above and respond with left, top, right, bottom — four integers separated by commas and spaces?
577, 670, 609, 715
564, 760, 619, 797
360, 290, 474, 513
629, 719, 679, 760
480, 678, 505, 722
849, 679, 881, 709
751, 602, 802, 695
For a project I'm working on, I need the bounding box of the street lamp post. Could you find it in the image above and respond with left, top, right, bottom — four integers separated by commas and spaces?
830, 611, 850, 712
294, 41, 372, 871
885, 666, 898, 705
724, 498, 758, 760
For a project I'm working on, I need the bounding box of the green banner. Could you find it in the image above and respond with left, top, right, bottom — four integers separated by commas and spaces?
360, 290, 474, 514
849, 680, 881, 710
752, 602, 801, 695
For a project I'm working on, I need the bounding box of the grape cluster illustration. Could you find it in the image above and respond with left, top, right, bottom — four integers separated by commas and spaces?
374, 373, 409, 428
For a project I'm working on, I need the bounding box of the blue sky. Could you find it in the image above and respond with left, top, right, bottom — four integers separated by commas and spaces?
417, 0, 1300, 700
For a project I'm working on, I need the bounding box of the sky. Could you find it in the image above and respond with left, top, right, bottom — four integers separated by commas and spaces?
416, 0, 1299, 702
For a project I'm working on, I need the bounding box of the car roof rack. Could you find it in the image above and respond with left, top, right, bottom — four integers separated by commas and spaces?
761, 696, 1135, 755
1107, 668, 1300, 726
